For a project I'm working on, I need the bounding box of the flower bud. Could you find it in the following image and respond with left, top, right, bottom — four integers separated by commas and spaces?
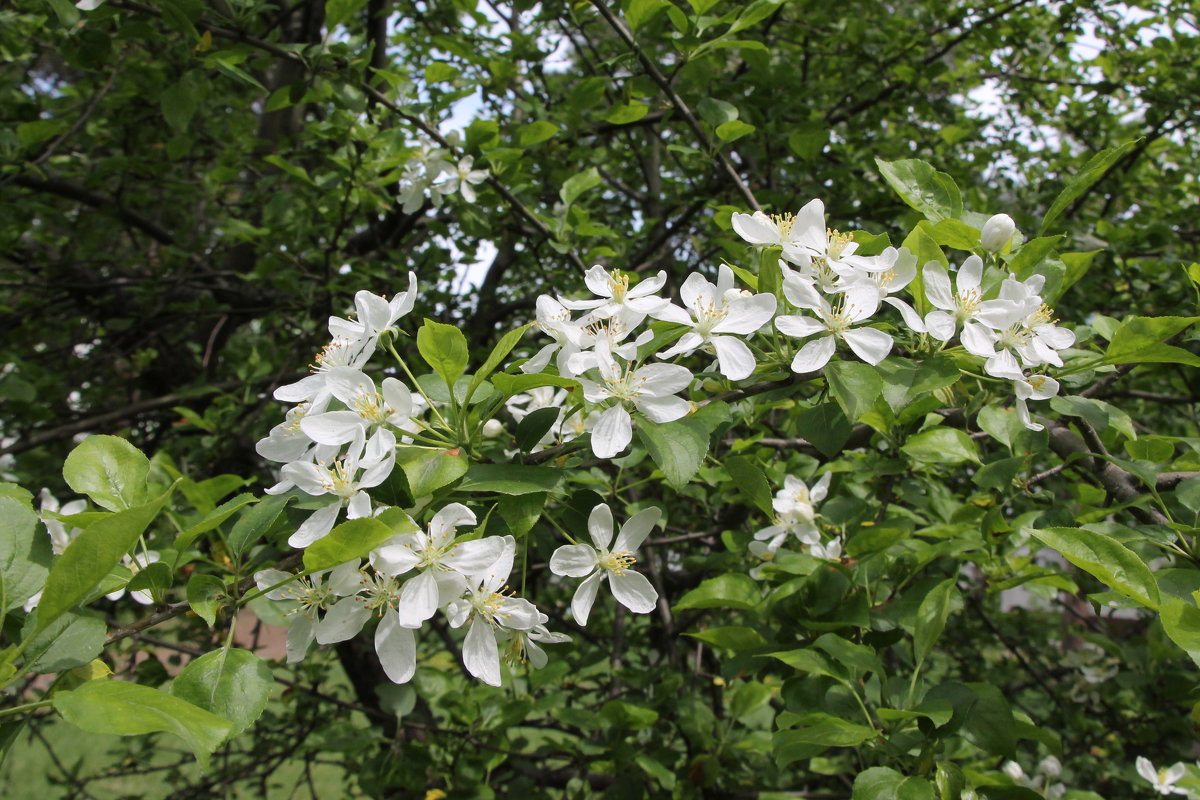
482, 419, 504, 438
980, 213, 1016, 253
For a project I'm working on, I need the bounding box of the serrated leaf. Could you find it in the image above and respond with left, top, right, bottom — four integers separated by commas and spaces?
63, 435, 151, 512
1028, 526, 1159, 610
1040, 138, 1141, 233
637, 417, 710, 488
171, 648, 274, 737
54, 680, 233, 769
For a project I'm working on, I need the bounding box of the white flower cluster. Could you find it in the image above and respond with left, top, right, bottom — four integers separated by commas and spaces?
254, 505, 569, 687
1003, 756, 1066, 798
749, 473, 841, 573
731, 203, 1073, 430
397, 141, 488, 213
519, 263, 776, 458
256, 275, 422, 548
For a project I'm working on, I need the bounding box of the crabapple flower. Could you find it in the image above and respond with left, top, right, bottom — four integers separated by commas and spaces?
327, 273, 418, 348
775, 278, 892, 372
731, 209, 809, 249
549, 504, 660, 625
655, 264, 777, 380
1136, 757, 1188, 796
278, 429, 396, 547
754, 472, 832, 553
38, 488, 87, 555
255, 561, 361, 664
980, 213, 1017, 253
558, 265, 672, 327
564, 318, 653, 377
520, 295, 584, 375
1012, 373, 1060, 432
300, 367, 413, 447
575, 351, 693, 458
502, 611, 570, 669
371, 503, 505, 627
851, 247, 926, 333
922, 256, 1012, 352
435, 156, 488, 203
445, 535, 541, 687
773, 199, 898, 275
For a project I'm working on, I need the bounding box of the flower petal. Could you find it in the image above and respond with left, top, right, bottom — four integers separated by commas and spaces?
587, 503, 615, 550
842, 327, 893, 365
614, 507, 661, 553
590, 404, 632, 458
463, 619, 502, 686
375, 612, 417, 684
315, 596, 370, 644
790, 335, 836, 373
550, 544, 600, 578
570, 571, 605, 626
609, 570, 658, 614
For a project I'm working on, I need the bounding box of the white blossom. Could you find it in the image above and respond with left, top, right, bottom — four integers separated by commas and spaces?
549, 504, 660, 625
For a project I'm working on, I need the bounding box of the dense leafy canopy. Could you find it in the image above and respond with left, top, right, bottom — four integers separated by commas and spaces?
1, 0, 1199, 798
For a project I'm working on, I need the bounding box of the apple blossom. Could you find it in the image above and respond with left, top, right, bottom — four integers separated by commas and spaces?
549, 504, 660, 625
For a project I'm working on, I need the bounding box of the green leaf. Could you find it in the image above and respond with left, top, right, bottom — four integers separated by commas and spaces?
624, 0, 666, 30
913, 578, 958, 668
21, 610, 106, 674
160, 79, 197, 133
45, 0, 80, 26
723, 456, 773, 515
685, 626, 767, 651
516, 121, 559, 147
516, 407, 561, 453
262, 154, 315, 186
54, 680, 233, 769
902, 428, 980, 465
726, 0, 785, 35
768, 647, 843, 680
126, 561, 171, 598
600, 102, 649, 125
492, 373, 581, 397
325, 0, 368, 28
1007, 235, 1063, 280
877, 356, 959, 412
796, 402, 852, 458
37, 491, 169, 633
1028, 527, 1159, 610
0, 496, 47, 614
715, 120, 755, 142
396, 448, 468, 498
560, 166, 603, 205
1040, 138, 1141, 233
930, 218, 980, 250
186, 573, 226, 627
1101, 316, 1200, 367
175, 493, 256, 554
1160, 597, 1200, 666
228, 495, 292, 558
456, 464, 562, 495
826, 361, 883, 422
416, 319, 469, 390
813, 632, 882, 677
696, 97, 739, 127
774, 715, 876, 757
875, 158, 963, 223
171, 648, 274, 737
599, 699, 658, 730
63, 435, 151, 512
497, 492, 546, 537
637, 417, 710, 488
304, 516, 413, 572
466, 323, 531, 403
675, 574, 760, 611
853, 768, 934, 800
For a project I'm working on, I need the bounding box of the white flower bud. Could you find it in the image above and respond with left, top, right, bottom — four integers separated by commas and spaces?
1037, 756, 1063, 779
482, 419, 504, 438
980, 213, 1017, 253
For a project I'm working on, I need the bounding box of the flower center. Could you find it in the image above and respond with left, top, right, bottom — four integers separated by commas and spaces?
1029, 303, 1056, 327
359, 572, 401, 613
826, 228, 853, 260
821, 295, 858, 335
608, 271, 630, 303
770, 213, 796, 240
601, 368, 647, 403
318, 456, 358, 498
351, 388, 393, 425
956, 287, 982, 319
312, 338, 357, 372
600, 550, 637, 576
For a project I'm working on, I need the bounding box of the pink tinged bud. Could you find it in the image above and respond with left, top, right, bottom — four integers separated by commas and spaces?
980, 213, 1017, 253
